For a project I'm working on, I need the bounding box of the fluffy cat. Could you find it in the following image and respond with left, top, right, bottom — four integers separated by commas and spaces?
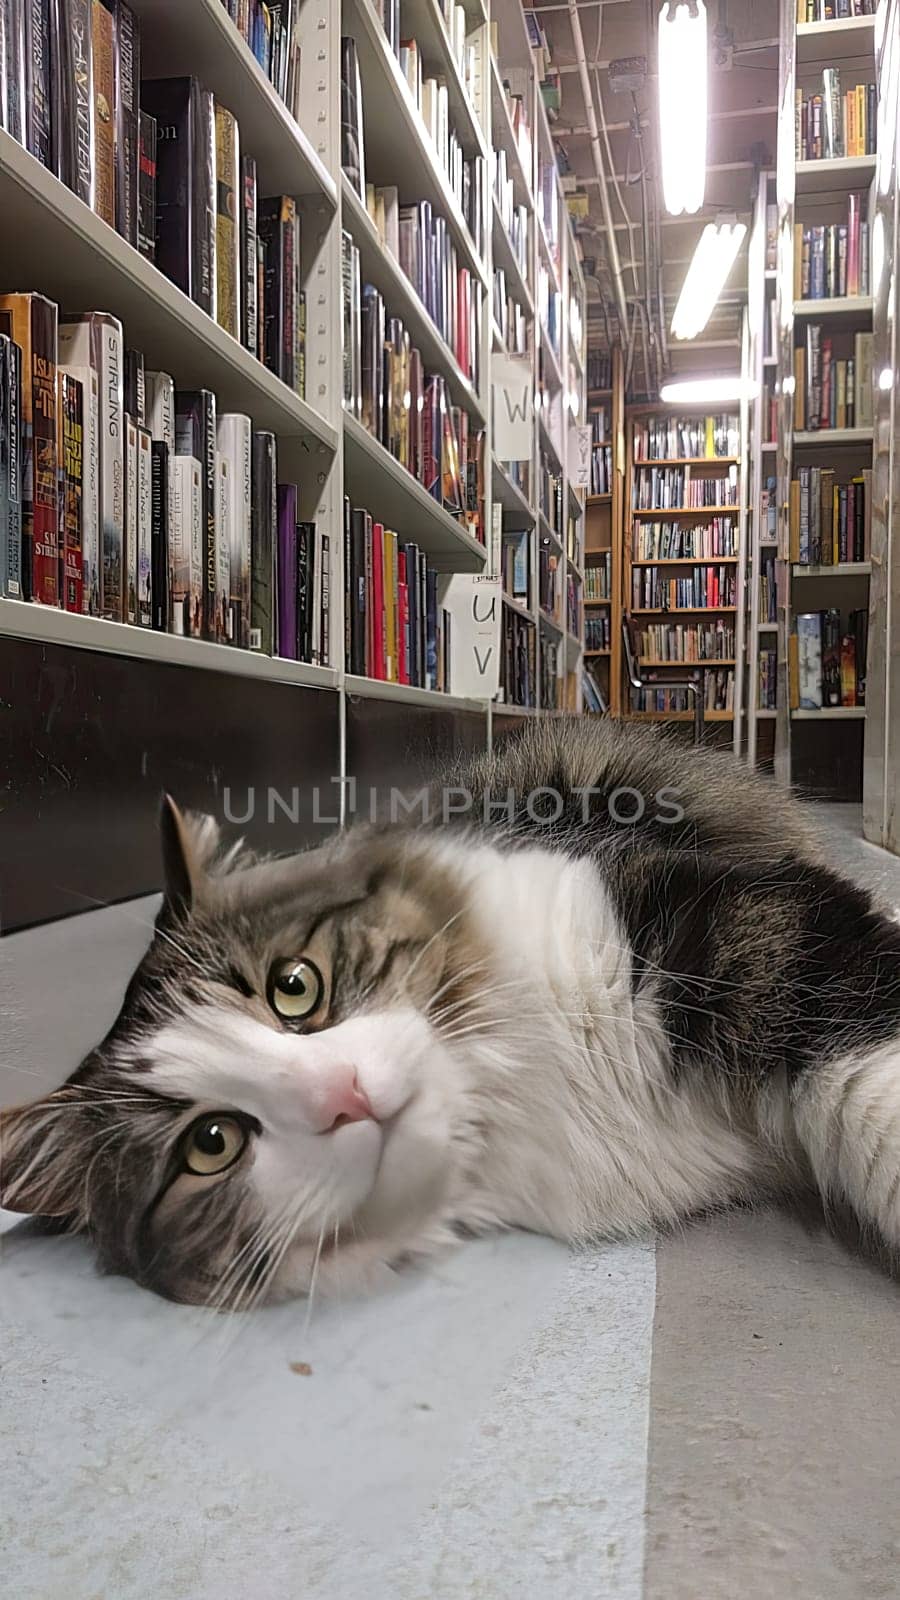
3, 718, 900, 1306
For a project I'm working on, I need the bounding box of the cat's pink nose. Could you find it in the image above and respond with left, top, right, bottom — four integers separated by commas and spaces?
318, 1072, 375, 1134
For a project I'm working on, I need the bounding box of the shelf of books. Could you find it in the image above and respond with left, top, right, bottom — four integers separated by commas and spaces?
772, 0, 879, 793
582, 347, 623, 717
0, 0, 596, 733
624, 403, 746, 741
746, 170, 779, 767
491, 8, 585, 718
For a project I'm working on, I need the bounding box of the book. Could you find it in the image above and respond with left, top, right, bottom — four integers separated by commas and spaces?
58, 373, 84, 613
0, 0, 25, 143
114, 0, 139, 245
170, 452, 202, 637
796, 612, 823, 709
296, 519, 314, 661
58, 313, 123, 618
250, 429, 276, 653
240, 155, 258, 356
142, 78, 216, 315
275, 481, 297, 659
258, 195, 298, 387
340, 36, 365, 201
24, 0, 53, 171
214, 103, 240, 339
145, 369, 175, 449
0, 294, 59, 606
124, 346, 144, 425
175, 388, 217, 639
89, 0, 115, 225
137, 111, 157, 260
136, 423, 151, 626
217, 412, 252, 647
58, 0, 95, 207
214, 451, 231, 642
124, 411, 137, 622
150, 438, 169, 631
0, 336, 22, 599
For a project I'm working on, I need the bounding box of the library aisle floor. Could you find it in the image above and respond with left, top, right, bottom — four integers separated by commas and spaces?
1, 809, 898, 1600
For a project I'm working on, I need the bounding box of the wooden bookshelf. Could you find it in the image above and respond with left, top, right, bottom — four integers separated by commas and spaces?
623, 405, 747, 736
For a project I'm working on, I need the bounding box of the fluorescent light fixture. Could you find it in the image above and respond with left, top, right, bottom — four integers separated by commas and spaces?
879, 366, 894, 392
659, 376, 758, 404
658, 1, 707, 215
671, 220, 747, 341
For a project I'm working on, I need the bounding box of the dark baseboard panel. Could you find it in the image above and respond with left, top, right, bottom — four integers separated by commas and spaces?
0, 636, 340, 932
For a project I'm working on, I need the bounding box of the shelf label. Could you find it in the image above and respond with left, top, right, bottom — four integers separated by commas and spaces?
493, 353, 534, 461
569, 424, 592, 489
439, 574, 502, 699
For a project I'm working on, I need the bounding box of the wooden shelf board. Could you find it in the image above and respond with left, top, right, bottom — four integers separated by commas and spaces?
631, 607, 738, 615
637, 659, 736, 668
631, 506, 740, 518
630, 557, 739, 567
627, 710, 735, 723
632, 457, 740, 467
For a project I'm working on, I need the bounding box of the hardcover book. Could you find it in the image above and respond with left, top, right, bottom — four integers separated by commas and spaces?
124, 412, 137, 622
250, 429, 276, 653
217, 412, 252, 647
143, 77, 216, 315
59, 373, 84, 613
137, 111, 157, 260
0, 335, 22, 599
275, 480, 297, 659
170, 452, 203, 637
114, 0, 139, 244
175, 388, 217, 639
91, 0, 116, 226
137, 423, 151, 626
0, 293, 59, 606
214, 104, 240, 339
25, 0, 53, 171
240, 154, 258, 355
340, 36, 365, 201
58, 311, 124, 619
58, 0, 95, 207
258, 195, 298, 387
150, 439, 170, 631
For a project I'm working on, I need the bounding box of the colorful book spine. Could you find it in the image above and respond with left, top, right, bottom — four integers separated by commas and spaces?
240, 155, 258, 356
175, 388, 217, 639
0, 294, 59, 606
137, 424, 152, 626
215, 104, 240, 340
150, 439, 169, 631
217, 412, 252, 647
114, 0, 140, 246
59, 373, 84, 614
170, 452, 202, 637
137, 111, 157, 261
275, 481, 297, 659
91, 0, 115, 226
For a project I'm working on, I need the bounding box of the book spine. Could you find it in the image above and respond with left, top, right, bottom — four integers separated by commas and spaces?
250, 429, 276, 652
275, 482, 297, 658
1, 0, 25, 143
0, 339, 9, 597
60, 373, 84, 612
137, 424, 152, 625
296, 519, 313, 661
150, 439, 170, 631
4, 341, 22, 598
145, 370, 175, 450
137, 111, 157, 260
240, 155, 258, 355
319, 529, 330, 667
170, 453, 202, 636
214, 452, 231, 641
90, 0, 115, 225
192, 83, 216, 317
215, 105, 240, 339
115, 0, 139, 245
124, 413, 137, 623
25, 0, 53, 169
218, 413, 252, 647
59, 0, 95, 206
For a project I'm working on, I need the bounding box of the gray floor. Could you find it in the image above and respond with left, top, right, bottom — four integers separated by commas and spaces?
1, 808, 899, 1597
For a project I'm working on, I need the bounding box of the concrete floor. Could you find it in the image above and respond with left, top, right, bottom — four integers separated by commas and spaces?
1, 808, 899, 1598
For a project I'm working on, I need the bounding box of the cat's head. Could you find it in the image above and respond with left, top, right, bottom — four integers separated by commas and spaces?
0, 800, 490, 1306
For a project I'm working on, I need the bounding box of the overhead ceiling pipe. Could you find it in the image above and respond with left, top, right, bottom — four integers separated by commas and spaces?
565, 0, 629, 336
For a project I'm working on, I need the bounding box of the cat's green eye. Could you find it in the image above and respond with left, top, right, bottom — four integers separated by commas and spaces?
268, 957, 324, 1022
184, 1115, 247, 1177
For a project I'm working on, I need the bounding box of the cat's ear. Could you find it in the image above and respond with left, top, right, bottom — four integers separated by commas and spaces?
0, 1088, 90, 1225
159, 795, 221, 917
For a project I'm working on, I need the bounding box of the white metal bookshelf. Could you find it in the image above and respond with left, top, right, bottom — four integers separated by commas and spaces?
771, 0, 879, 789
0, 0, 585, 731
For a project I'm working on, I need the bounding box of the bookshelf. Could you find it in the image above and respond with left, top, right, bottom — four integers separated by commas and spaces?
582, 346, 624, 716
0, 0, 592, 925
492, 4, 586, 716
623, 405, 747, 739
772, 0, 878, 795
746, 169, 779, 768
861, 0, 899, 849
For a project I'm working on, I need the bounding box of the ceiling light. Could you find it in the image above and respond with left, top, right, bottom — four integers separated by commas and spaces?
879, 367, 894, 391
671, 220, 747, 341
659, 376, 758, 404
658, 0, 708, 215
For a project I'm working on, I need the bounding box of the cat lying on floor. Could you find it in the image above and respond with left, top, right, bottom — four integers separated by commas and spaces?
3, 718, 899, 1306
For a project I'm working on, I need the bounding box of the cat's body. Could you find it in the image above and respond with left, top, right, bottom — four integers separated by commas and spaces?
4, 718, 900, 1304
